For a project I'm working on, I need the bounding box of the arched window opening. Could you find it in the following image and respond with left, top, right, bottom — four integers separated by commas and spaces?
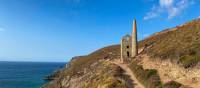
126, 46, 129, 48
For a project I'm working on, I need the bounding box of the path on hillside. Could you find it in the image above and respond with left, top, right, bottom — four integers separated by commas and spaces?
110, 60, 145, 88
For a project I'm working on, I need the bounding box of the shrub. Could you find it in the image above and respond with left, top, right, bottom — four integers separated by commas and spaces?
179, 55, 200, 68
163, 81, 182, 88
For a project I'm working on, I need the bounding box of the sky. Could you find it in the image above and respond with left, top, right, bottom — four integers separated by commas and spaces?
0, 0, 199, 62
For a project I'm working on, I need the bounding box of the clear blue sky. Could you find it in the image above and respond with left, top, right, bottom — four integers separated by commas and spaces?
0, 0, 199, 62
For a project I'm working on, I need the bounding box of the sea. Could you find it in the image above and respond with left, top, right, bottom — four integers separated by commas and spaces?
0, 61, 66, 88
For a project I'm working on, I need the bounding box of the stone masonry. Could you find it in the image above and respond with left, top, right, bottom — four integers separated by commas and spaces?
121, 19, 138, 63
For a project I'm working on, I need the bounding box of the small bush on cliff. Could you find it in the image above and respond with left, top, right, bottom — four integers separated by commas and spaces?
105, 77, 127, 88
179, 55, 200, 68
163, 81, 182, 88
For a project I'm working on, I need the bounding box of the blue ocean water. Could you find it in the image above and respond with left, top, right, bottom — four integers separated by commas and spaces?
0, 61, 65, 88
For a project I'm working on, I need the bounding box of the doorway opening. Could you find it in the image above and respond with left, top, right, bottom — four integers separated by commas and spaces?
127, 51, 130, 57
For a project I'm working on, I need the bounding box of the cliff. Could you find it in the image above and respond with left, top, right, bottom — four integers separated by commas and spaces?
42, 18, 200, 88
42, 45, 126, 88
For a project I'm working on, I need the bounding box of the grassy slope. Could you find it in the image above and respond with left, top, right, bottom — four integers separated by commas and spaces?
139, 19, 200, 68
64, 45, 120, 77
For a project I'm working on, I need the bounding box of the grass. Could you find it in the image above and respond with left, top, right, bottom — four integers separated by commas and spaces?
64, 45, 120, 77
139, 19, 200, 68
83, 62, 129, 88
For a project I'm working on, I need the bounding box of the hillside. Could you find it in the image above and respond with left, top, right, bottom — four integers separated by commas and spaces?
42, 45, 124, 88
137, 18, 200, 87
42, 18, 200, 88
139, 18, 200, 68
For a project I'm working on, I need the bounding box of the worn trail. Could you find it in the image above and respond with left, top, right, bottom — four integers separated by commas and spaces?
111, 60, 145, 88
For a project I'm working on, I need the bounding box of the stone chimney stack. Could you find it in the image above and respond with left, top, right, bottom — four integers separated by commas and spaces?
132, 19, 138, 57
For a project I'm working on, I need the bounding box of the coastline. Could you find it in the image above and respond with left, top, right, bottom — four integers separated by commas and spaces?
0, 61, 65, 88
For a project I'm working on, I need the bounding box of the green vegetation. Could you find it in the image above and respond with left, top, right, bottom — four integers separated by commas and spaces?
179, 55, 200, 68
102, 77, 127, 88
163, 81, 182, 88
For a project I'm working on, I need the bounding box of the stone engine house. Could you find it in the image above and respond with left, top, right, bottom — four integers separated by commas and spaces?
121, 19, 138, 63
121, 35, 132, 62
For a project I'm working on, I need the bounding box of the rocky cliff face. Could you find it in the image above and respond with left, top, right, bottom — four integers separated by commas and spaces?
42, 45, 132, 88
43, 61, 128, 88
